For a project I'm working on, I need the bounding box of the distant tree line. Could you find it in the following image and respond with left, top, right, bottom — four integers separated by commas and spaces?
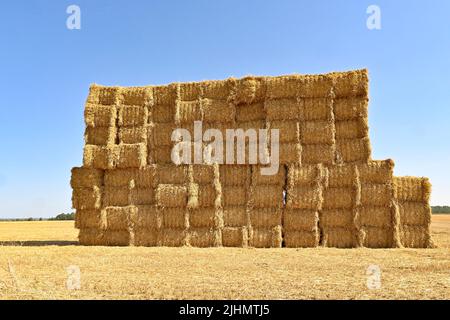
432, 206, 450, 214
0, 212, 75, 221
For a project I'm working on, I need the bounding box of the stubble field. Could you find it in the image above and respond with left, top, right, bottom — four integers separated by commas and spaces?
0, 215, 449, 300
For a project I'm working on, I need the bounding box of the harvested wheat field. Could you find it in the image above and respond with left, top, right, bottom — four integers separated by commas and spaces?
0, 216, 448, 300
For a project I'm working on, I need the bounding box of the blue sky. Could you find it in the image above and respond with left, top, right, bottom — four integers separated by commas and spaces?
0, 0, 449, 218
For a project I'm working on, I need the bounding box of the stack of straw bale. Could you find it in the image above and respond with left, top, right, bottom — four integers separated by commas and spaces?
72, 69, 432, 248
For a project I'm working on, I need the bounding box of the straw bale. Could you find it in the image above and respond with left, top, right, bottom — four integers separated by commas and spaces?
178, 82, 201, 101
176, 100, 202, 124
268, 120, 299, 143
187, 182, 199, 209
134, 205, 159, 229
118, 105, 148, 127
248, 226, 282, 248
134, 229, 158, 246
235, 102, 265, 122
202, 79, 235, 100
219, 165, 250, 186
120, 87, 152, 106
197, 184, 217, 207
222, 227, 248, 247
104, 230, 132, 246
75, 210, 106, 230
115, 143, 147, 168
153, 84, 177, 106
332, 69, 368, 98
286, 186, 323, 210
189, 208, 220, 228
105, 206, 137, 231
264, 98, 300, 120
119, 126, 147, 144
336, 137, 371, 163
161, 228, 187, 247
279, 142, 302, 164
394, 177, 431, 202
84, 126, 116, 146
361, 227, 393, 248
252, 165, 286, 186
155, 164, 187, 184
130, 187, 154, 205
249, 208, 282, 228
319, 209, 354, 228
201, 98, 235, 122
161, 207, 187, 229
334, 97, 368, 121
235, 77, 266, 104
359, 206, 392, 228
152, 104, 175, 122
360, 184, 392, 206
321, 227, 356, 248
284, 230, 319, 248
300, 120, 334, 145
335, 118, 368, 139
83, 145, 115, 170
265, 76, 299, 99
250, 185, 283, 208
398, 201, 430, 226
151, 146, 173, 164
283, 209, 318, 231
150, 123, 176, 147
222, 186, 247, 206
302, 144, 334, 165
156, 184, 188, 208
223, 206, 247, 227
297, 75, 333, 98
287, 164, 323, 187
87, 85, 118, 105
188, 228, 220, 247
104, 169, 134, 187
322, 187, 354, 209
84, 104, 117, 127
78, 228, 105, 246
102, 186, 129, 207
72, 187, 102, 210
299, 97, 332, 121
359, 160, 394, 184
327, 165, 355, 187
71, 167, 104, 188
192, 165, 215, 184
400, 225, 431, 248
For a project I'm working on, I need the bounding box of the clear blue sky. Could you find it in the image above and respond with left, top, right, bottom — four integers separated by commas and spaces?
1, 0, 449, 218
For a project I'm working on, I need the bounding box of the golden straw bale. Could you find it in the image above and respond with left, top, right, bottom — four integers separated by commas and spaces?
151, 146, 173, 164
197, 185, 217, 207
299, 97, 332, 121
327, 164, 355, 188
248, 226, 282, 248
176, 100, 202, 124
115, 143, 147, 169
265, 76, 299, 99
188, 228, 220, 247
178, 82, 201, 101
250, 185, 283, 208
222, 186, 247, 206
279, 143, 302, 164
104, 206, 137, 231
222, 227, 248, 247
360, 184, 392, 206
359, 206, 392, 228
134, 205, 159, 229
104, 169, 135, 187
118, 105, 148, 127
134, 166, 157, 188
75, 210, 106, 230
334, 96, 368, 121
189, 208, 221, 228
300, 120, 334, 145
71, 167, 104, 188
268, 120, 299, 143
72, 186, 102, 210
361, 227, 393, 248
322, 187, 354, 209
78, 228, 105, 246
283, 209, 318, 231
85, 126, 117, 146
192, 165, 215, 184
102, 186, 129, 207
153, 84, 177, 106
297, 75, 333, 98
301, 144, 334, 165
152, 104, 175, 122
219, 165, 250, 186
104, 230, 132, 246
264, 98, 300, 120
202, 98, 235, 122
284, 230, 319, 248
235, 77, 266, 104
336, 137, 371, 163
120, 87, 152, 106
287, 164, 324, 187
161, 228, 187, 247
235, 102, 265, 122
223, 206, 247, 227
394, 177, 431, 202
134, 229, 158, 247
359, 160, 394, 184
160, 207, 187, 229
86, 85, 118, 105
187, 182, 199, 209
156, 184, 188, 208
400, 225, 431, 248
84, 103, 117, 127
249, 208, 282, 228
332, 69, 368, 98
252, 165, 286, 186
321, 227, 357, 248
319, 209, 354, 228
83, 145, 115, 170
335, 118, 368, 140
155, 164, 187, 184
119, 126, 147, 144
398, 201, 430, 226
286, 186, 323, 210
129, 187, 154, 205
202, 79, 235, 100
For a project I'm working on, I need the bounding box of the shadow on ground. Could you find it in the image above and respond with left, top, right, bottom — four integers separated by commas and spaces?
0, 241, 79, 246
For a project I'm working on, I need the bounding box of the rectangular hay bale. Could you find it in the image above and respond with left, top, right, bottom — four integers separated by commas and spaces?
248, 226, 282, 248
249, 208, 282, 228
115, 143, 147, 169
84, 104, 117, 127
322, 227, 356, 248
72, 187, 102, 210
283, 209, 318, 231
85, 126, 117, 146
71, 167, 104, 188
222, 227, 248, 247
156, 184, 188, 208
223, 206, 247, 227
284, 230, 319, 248
301, 144, 334, 165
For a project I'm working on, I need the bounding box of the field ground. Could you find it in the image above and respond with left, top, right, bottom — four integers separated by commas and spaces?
0, 216, 449, 300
